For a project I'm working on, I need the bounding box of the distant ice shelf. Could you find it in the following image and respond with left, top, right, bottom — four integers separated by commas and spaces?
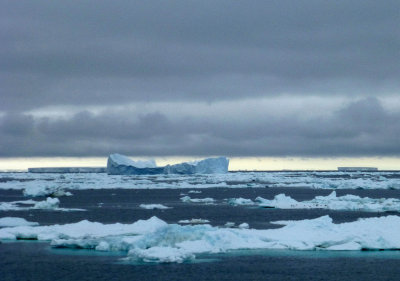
338, 167, 378, 171
28, 167, 106, 173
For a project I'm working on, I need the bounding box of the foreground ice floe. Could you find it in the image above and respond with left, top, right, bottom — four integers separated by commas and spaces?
227, 191, 400, 212
1, 215, 400, 263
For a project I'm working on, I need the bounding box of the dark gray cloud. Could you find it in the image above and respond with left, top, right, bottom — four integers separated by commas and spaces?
1, 97, 399, 157
1, 0, 399, 111
1, 1, 399, 157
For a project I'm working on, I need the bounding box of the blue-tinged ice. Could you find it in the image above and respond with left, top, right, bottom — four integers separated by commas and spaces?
107, 154, 229, 175
164, 157, 229, 174
106, 153, 163, 175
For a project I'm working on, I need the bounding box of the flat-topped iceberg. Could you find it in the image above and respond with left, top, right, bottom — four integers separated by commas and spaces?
107, 154, 229, 175
1, 215, 400, 263
106, 153, 163, 175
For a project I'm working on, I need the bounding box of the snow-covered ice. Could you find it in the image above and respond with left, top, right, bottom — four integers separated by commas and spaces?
33, 197, 60, 209
2, 215, 400, 263
238, 223, 249, 229
0, 197, 85, 212
23, 184, 72, 197
253, 191, 400, 212
0, 217, 39, 227
180, 196, 215, 204
178, 219, 210, 224
2, 171, 400, 193
139, 204, 171, 210
228, 198, 255, 206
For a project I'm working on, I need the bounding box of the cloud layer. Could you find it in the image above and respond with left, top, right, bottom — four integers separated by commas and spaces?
1, 1, 399, 157
1, 97, 399, 157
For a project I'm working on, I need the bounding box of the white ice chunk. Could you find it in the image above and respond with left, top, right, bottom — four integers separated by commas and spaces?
0, 216, 166, 240
0, 198, 82, 212
139, 204, 171, 210
228, 198, 255, 206
23, 185, 72, 197
33, 197, 60, 209
0, 217, 39, 227
178, 219, 210, 224
180, 196, 215, 204
238, 223, 249, 229
255, 191, 400, 212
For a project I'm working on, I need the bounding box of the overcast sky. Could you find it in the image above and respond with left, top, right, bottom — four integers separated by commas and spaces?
1, 0, 399, 157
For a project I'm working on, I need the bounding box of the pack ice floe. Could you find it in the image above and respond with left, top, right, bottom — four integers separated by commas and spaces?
228, 191, 400, 212
1, 215, 400, 263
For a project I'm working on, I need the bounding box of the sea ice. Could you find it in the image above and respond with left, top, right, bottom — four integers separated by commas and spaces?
178, 219, 210, 224
33, 197, 60, 209
0, 217, 39, 227
227, 198, 255, 206
23, 185, 72, 197
180, 196, 215, 204
139, 204, 171, 210
0, 197, 85, 212
1, 171, 400, 192
1, 215, 400, 263
238, 223, 249, 229
254, 191, 400, 212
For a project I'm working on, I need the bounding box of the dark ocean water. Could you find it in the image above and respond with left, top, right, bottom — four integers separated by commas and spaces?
1, 179, 400, 280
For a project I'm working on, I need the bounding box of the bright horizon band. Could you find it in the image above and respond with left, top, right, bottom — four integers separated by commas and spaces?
0, 156, 399, 171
